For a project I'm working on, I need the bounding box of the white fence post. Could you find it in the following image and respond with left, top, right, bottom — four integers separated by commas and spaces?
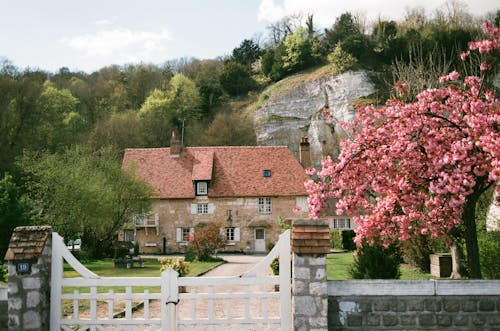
162, 268, 179, 331
279, 230, 292, 330
50, 232, 63, 331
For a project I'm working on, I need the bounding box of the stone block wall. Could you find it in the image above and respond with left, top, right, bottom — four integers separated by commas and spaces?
0, 286, 7, 330
328, 280, 500, 331
134, 195, 308, 254
5, 226, 52, 331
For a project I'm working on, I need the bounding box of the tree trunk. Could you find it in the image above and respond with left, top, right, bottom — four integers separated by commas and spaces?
462, 193, 482, 279
449, 242, 462, 279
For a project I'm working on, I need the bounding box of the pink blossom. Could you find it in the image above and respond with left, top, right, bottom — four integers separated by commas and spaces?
292, 206, 302, 214
305, 167, 316, 176
306, 22, 500, 249
480, 62, 489, 71
460, 51, 470, 61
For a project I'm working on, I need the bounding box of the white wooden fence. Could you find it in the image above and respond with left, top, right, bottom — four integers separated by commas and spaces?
50, 230, 291, 331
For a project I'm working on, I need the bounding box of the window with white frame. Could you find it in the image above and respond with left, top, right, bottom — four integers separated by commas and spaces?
225, 227, 240, 242
124, 230, 134, 242
196, 182, 208, 195
197, 203, 208, 214
258, 197, 272, 214
332, 218, 352, 229
176, 227, 194, 242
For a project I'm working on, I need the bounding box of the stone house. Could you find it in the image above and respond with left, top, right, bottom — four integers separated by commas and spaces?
121, 133, 310, 254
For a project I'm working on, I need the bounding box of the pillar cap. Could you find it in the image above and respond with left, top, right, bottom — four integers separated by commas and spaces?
4, 226, 52, 261
292, 219, 330, 254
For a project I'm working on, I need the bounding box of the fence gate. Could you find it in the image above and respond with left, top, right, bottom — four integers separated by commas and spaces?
50, 230, 291, 331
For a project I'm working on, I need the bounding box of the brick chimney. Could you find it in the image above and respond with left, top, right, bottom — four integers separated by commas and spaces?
299, 136, 311, 168
170, 131, 181, 158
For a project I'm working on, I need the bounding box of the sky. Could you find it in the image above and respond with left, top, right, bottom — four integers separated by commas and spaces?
0, 0, 498, 73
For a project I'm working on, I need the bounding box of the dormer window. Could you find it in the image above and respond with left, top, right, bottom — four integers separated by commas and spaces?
196, 181, 208, 196
263, 169, 271, 178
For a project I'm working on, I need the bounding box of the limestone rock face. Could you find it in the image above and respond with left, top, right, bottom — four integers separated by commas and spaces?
254, 70, 374, 167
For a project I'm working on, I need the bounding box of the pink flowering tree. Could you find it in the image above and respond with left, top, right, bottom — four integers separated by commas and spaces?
306, 21, 499, 279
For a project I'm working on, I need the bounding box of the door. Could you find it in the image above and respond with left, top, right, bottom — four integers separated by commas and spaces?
254, 228, 266, 252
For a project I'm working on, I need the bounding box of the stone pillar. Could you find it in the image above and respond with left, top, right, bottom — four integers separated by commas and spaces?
291, 219, 329, 331
4, 226, 53, 331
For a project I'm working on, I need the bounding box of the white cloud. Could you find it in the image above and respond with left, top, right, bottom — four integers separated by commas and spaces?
95, 19, 114, 27
61, 27, 172, 64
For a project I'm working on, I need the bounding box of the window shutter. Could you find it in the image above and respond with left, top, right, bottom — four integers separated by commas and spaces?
176, 228, 182, 242
234, 227, 240, 242
190, 204, 197, 214
208, 203, 215, 214
155, 213, 159, 222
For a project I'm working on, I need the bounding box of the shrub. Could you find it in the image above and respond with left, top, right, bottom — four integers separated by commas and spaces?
478, 231, 500, 279
158, 257, 190, 277
0, 264, 7, 282
400, 235, 448, 273
342, 230, 356, 251
327, 44, 357, 74
188, 223, 226, 261
270, 257, 279, 276
184, 245, 196, 262
350, 241, 401, 279
330, 230, 343, 249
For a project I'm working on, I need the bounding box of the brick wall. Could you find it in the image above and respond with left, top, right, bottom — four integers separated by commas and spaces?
328, 280, 500, 330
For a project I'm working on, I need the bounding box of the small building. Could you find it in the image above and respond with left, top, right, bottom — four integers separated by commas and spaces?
121, 133, 310, 254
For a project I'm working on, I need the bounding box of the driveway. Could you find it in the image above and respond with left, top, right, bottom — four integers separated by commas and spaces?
204, 254, 268, 276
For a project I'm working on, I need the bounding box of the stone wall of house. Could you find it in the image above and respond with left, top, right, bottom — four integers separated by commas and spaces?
134, 196, 307, 254
0, 285, 7, 330
328, 280, 500, 331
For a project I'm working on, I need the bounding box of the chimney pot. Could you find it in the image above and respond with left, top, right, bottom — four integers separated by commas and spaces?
170, 131, 181, 158
299, 136, 311, 168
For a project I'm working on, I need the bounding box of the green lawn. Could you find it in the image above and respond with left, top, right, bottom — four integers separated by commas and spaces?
62, 258, 222, 294
63, 258, 221, 278
327, 252, 434, 280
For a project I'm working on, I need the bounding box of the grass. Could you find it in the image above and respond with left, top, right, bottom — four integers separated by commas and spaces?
62, 258, 223, 294
327, 252, 434, 280
61, 257, 223, 316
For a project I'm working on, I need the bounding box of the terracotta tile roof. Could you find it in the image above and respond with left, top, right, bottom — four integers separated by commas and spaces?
192, 150, 214, 181
4, 226, 52, 261
123, 146, 308, 199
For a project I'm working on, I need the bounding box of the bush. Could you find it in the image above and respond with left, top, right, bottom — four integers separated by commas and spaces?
327, 44, 357, 74
478, 231, 500, 279
342, 230, 356, 251
330, 230, 343, 249
188, 223, 226, 261
0, 264, 7, 282
184, 245, 196, 262
158, 257, 190, 277
270, 257, 279, 276
350, 241, 401, 279
400, 235, 448, 273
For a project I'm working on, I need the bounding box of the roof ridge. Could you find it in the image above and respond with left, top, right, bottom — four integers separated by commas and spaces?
125, 146, 290, 151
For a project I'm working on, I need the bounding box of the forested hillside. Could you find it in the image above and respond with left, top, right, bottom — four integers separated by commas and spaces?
1, 3, 498, 258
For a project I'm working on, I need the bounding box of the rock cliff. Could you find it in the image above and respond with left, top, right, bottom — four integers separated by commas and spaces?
253, 70, 374, 167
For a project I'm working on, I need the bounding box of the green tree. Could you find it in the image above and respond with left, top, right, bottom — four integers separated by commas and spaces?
192, 111, 256, 146
140, 74, 202, 134
19, 145, 153, 258
0, 174, 29, 262
323, 12, 361, 52
282, 27, 313, 73
232, 39, 262, 66
219, 61, 256, 96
